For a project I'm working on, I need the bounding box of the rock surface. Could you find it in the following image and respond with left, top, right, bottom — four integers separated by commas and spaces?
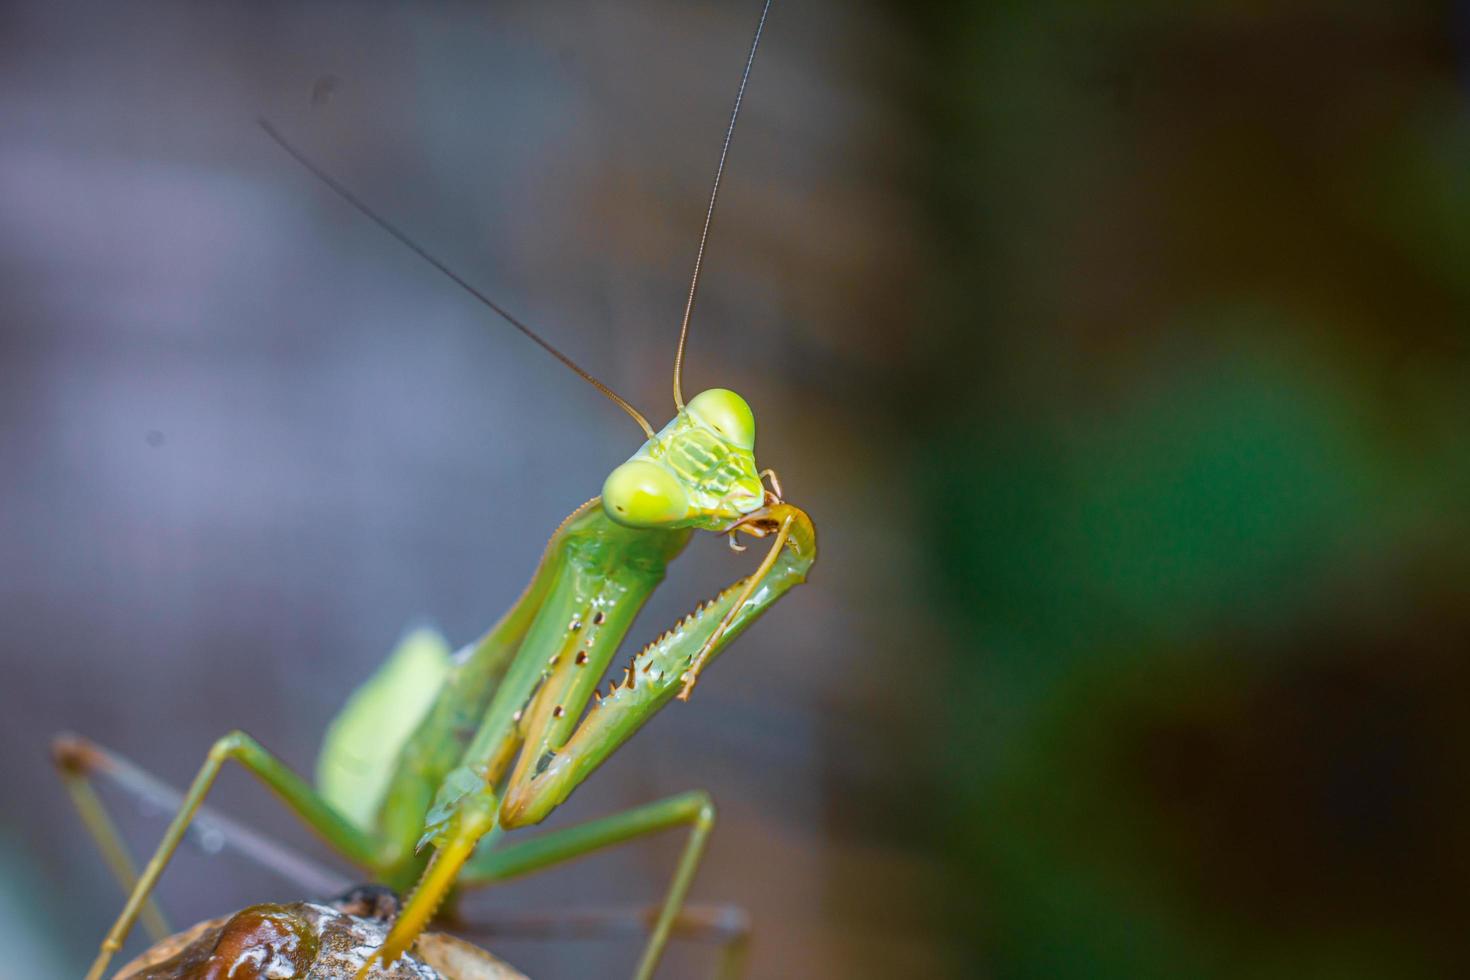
115, 901, 528, 980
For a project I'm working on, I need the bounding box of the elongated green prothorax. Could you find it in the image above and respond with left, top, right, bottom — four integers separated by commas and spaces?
602, 388, 764, 530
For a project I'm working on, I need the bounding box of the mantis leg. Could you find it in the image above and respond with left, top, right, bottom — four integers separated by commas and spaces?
81, 730, 383, 980
52, 735, 171, 942
52, 733, 356, 904
460, 790, 727, 980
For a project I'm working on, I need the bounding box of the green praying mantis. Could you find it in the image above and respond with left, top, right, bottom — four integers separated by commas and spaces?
52, 2, 817, 977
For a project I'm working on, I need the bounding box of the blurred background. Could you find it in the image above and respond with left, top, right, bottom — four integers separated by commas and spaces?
2, 1, 1468, 978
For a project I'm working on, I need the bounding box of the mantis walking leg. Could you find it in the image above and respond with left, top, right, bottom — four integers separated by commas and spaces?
461, 791, 724, 980
82, 730, 383, 980
53, 734, 356, 902
58, 733, 744, 974
52, 736, 171, 942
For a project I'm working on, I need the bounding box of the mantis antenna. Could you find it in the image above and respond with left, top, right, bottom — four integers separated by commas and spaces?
672, 0, 774, 411
257, 118, 656, 440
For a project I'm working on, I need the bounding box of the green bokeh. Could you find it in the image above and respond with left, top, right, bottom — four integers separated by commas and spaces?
902, 1, 1470, 975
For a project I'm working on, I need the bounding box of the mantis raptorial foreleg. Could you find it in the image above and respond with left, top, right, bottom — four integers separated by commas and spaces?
680, 507, 798, 699
502, 505, 815, 827
367, 505, 814, 977
78, 730, 383, 980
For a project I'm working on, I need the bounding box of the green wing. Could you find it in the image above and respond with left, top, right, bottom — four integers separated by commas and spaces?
316, 627, 453, 833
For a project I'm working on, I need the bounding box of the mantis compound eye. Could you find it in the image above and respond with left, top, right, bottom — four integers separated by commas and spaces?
603, 460, 690, 527
687, 388, 755, 450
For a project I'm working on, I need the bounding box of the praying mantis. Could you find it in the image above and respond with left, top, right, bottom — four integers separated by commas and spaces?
52, 2, 816, 977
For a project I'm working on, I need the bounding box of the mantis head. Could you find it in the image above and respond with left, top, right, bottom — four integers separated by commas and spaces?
602, 388, 770, 532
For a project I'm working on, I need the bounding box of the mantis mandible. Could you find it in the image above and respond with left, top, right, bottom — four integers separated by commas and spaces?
55, 2, 815, 977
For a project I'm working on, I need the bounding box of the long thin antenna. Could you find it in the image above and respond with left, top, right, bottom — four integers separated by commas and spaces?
672, 0, 773, 411
258, 117, 656, 439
